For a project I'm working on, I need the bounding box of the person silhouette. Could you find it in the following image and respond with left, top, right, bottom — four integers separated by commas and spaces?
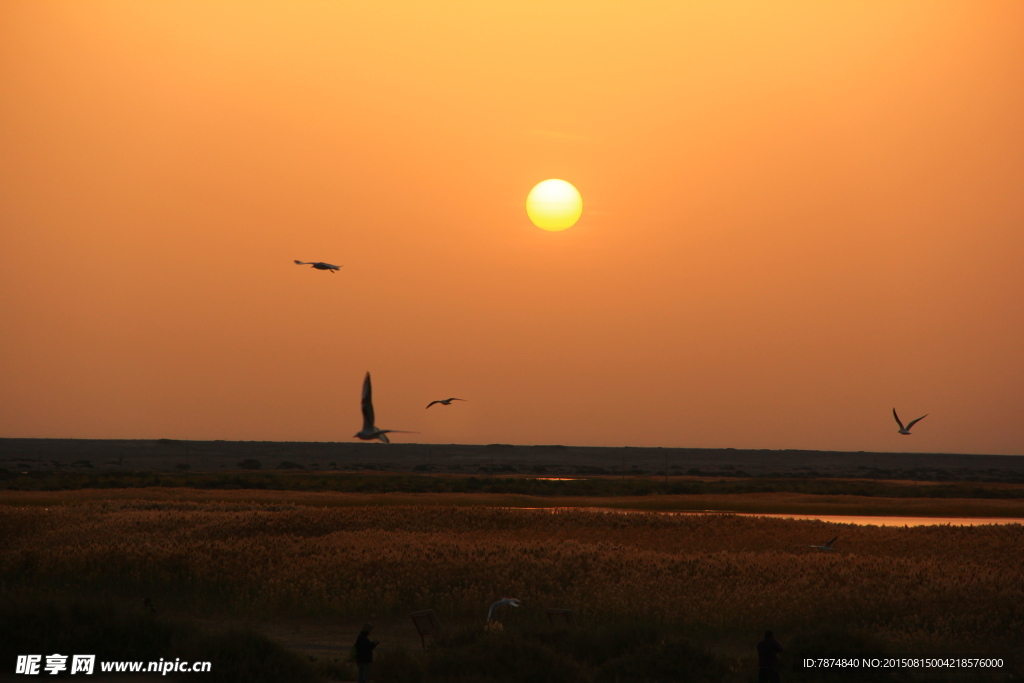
354, 624, 379, 683
757, 630, 783, 683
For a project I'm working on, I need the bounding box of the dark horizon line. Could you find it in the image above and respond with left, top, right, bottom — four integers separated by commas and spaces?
0, 436, 1020, 460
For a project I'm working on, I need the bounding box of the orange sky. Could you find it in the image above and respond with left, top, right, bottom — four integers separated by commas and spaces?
2, 1, 1022, 454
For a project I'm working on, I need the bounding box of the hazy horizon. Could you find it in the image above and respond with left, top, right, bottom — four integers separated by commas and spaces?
2, 2, 1022, 455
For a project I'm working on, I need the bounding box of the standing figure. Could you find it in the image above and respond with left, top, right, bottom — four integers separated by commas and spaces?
354, 624, 379, 683
757, 630, 783, 683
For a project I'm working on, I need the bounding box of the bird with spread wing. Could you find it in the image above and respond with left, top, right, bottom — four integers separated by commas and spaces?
486, 598, 521, 623
426, 398, 466, 409
809, 535, 839, 552
354, 372, 415, 443
893, 409, 927, 435
294, 260, 341, 273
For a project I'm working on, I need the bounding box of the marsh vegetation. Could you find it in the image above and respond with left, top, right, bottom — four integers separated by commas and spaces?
2, 496, 1021, 681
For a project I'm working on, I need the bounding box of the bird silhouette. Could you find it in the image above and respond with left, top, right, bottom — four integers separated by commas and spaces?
426, 398, 466, 409
486, 598, 521, 623
808, 535, 838, 552
354, 372, 416, 443
893, 409, 927, 435
294, 260, 341, 273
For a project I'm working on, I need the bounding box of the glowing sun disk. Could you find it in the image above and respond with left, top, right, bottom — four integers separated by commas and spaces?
526, 179, 582, 231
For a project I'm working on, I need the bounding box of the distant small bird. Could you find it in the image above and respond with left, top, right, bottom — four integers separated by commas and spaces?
809, 535, 838, 552
487, 598, 521, 623
893, 409, 927, 435
426, 398, 466, 409
294, 260, 341, 273
143, 596, 156, 613
354, 372, 416, 444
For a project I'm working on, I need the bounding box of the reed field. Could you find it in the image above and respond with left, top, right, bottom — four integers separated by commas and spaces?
1, 491, 1022, 681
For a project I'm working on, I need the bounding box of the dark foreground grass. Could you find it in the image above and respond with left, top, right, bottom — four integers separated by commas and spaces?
371, 619, 1015, 683
3, 469, 1024, 499
0, 599, 340, 683
1, 601, 1015, 682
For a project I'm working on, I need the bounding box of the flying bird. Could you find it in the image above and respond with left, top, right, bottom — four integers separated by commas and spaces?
809, 536, 839, 552
426, 398, 466, 409
354, 372, 415, 443
487, 598, 521, 623
893, 409, 927, 435
294, 260, 341, 273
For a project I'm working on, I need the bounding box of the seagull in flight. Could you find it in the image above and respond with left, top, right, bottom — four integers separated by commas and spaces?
893, 409, 927, 435
487, 598, 521, 623
426, 398, 466, 409
294, 260, 341, 273
809, 535, 838, 552
354, 372, 415, 443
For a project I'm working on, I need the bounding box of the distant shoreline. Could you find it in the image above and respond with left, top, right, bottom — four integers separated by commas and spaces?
2, 437, 1022, 483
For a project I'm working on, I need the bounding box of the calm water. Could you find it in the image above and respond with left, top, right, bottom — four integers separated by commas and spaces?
736, 513, 1023, 527
525, 508, 1024, 526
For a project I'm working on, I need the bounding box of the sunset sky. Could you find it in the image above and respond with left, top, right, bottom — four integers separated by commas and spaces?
2, 1, 1022, 455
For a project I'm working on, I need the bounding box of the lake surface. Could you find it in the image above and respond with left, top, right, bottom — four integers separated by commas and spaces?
738, 513, 1024, 526
529, 507, 1024, 526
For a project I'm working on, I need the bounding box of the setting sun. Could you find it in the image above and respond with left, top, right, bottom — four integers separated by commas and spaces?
526, 179, 583, 231
3, 4, 1024, 676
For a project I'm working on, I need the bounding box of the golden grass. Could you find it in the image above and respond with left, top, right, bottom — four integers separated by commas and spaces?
2, 496, 1022, 653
